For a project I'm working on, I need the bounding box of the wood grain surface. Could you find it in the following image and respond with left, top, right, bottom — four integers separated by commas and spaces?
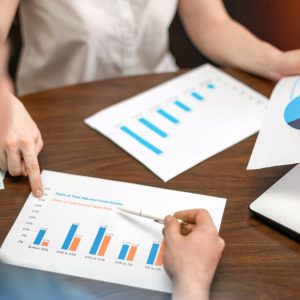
0, 68, 299, 299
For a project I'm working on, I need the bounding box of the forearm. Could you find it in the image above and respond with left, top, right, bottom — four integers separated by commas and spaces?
186, 18, 282, 80
179, 0, 283, 80
0, 43, 14, 93
0, 0, 20, 44
3, 74, 15, 94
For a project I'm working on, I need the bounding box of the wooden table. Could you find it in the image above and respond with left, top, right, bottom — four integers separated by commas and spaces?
0, 69, 299, 299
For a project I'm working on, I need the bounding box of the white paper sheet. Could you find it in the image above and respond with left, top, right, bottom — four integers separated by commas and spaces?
85, 64, 268, 181
1, 170, 226, 293
248, 76, 300, 169
0, 170, 5, 190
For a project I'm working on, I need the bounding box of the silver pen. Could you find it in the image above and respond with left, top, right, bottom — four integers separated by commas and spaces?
118, 206, 188, 225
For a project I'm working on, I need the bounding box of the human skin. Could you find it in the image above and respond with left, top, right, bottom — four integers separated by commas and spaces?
163, 209, 225, 300
179, 0, 300, 81
0, 0, 43, 197
1, 0, 300, 195
0, 43, 10, 136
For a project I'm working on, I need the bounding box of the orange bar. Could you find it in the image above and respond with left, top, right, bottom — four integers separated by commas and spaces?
98, 235, 111, 256
69, 237, 81, 251
155, 241, 164, 266
126, 245, 138, 261
41, 240, 49, 247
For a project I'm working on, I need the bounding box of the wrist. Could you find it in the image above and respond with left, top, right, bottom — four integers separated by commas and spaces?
172, 276, 210, 300
263, 43, 283, 80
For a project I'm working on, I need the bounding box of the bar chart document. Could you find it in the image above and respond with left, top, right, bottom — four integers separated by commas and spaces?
248, 76, 300, 169
1, 170, 226, 293
85, 64, 268, 181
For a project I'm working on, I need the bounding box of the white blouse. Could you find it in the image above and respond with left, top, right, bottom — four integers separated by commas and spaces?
17, 0, 178, 95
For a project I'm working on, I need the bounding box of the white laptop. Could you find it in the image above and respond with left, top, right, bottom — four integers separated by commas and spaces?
249, 164, 300, 240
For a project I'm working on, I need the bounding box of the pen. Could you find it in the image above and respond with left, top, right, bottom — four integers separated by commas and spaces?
117, 206, 188, 225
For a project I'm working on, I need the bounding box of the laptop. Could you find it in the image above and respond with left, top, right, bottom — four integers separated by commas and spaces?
249, 164, 300, 241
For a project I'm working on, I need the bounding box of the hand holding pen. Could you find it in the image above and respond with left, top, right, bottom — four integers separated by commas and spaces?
163, 209, 225, 300
118, 206, 225, 300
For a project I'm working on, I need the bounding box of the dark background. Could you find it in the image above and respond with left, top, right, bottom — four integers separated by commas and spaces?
8, 0, 300, 81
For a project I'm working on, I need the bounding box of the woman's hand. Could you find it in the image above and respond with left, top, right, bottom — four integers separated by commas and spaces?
0, 90, 43, 197
273, 49, 300, 80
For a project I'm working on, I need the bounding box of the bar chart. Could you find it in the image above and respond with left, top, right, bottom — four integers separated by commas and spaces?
116, 82, 217, 156
116, 87, 211, 157
61, 223, 81, 252
85, 64, 268, 181
147, 241, 164, 266
118, 243, 138, 262
1, 170, 226, 293
89, 226, 112, 257
33, 228, 49, 247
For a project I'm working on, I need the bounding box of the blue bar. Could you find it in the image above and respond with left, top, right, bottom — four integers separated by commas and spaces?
147, 243, 160, 265
89, 227, 106, 255
156, 109, 179, 124
207, 83, 215, 89
62, 224, 78, 250
139, 118, 168, 138
174, 100, 191, 112
33, 229, 46, 245
191, 92, 204, 101
120, 126, 163, 155
118, 244, 130, 260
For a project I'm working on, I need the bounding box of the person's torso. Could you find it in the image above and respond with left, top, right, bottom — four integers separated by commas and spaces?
18, 0, 178, 95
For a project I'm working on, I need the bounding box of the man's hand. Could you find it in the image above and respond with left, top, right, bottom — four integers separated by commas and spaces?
163, 209, 225, 300
0, 90, 43, 197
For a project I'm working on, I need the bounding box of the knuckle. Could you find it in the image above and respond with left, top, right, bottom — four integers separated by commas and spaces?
197, 209, 209, 219
5, 137, 18, 150
20, 136, 34, 148
25, 162, 40, 173
201, 209, 210, 217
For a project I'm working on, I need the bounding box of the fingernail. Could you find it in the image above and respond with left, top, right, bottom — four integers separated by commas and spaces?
34, 189, 43, 198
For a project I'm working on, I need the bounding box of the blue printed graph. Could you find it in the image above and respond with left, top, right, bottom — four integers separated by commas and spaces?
156, 109, 179, 124
191, 92, 204, 101
284, 96, 300, 130
139, 118, 168, 138
174, 100, 191, 112
120, 126, 163, 154
118, 85, 216, 155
